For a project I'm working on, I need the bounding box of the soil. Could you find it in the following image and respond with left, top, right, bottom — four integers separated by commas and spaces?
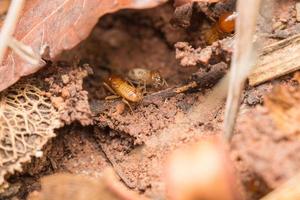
3, 0, 300, 200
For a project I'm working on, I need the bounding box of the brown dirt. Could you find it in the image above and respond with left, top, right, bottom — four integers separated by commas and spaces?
4, 1, 300, 200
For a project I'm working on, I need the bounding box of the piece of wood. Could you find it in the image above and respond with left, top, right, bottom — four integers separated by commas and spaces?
249, 33, 300, 86
296, 2, 300, 22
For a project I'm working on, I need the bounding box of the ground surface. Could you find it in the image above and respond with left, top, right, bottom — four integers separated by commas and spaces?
2, 0, 300, 200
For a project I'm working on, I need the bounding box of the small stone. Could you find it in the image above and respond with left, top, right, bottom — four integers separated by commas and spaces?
51, 96, 64, 109
35, 150, 43, 158
272, 21, 285, 31
61, 88, 70, 98
61, 74, 70, 84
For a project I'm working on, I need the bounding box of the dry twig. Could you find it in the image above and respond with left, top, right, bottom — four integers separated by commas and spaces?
0, 0, 25, 64
223, 0, 262, 141
249, 34, 300, 86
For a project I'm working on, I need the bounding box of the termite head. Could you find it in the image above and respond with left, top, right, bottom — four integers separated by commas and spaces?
151, 71, 164, 87
133, 87, 144, 102
218, 12, 237, 33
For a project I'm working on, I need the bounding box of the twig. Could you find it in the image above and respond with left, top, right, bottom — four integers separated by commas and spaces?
249, 33, 300, 86
223, 0, 262, 141
8, 37, 43, 66
0, 0, 25, 64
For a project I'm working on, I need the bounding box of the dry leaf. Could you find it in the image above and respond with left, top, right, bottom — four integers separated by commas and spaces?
27, 169, 147, 200
0, 82, 61, 190
0, 0, 167, 92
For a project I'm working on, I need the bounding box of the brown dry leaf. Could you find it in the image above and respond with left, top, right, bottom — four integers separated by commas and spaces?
27, 169, 148, 200
264, 73, 300, 136
0, 0, 167, 92
0, 81, 61, 190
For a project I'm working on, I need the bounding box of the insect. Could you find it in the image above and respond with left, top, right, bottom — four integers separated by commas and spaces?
103, 75, 143, 113
204, 11, 237, 45
127, 68, 167, 91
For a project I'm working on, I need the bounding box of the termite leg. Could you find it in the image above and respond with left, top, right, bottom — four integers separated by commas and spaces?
127, 79, 135, 87
163, 78, 168, 87
122, 98, 134, 113
103, 82, 117, 95
143, 81, 147, 93
125, 77, 134, 87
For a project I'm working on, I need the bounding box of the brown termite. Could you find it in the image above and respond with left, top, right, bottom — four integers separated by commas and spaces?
103, 75, 143, 113
127, 68, 168, 92
204, 11, 237, 45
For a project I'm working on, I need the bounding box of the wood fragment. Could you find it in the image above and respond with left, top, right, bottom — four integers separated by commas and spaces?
296, 2, 300, 22
249, 34, 300, 86
0, 0, 25, 64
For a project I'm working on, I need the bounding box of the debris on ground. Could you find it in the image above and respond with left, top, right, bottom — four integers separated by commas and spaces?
0, 1, 300, 200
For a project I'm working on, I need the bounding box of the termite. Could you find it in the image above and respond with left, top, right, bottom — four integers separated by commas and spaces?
204, 11, 237, 45
127, 68, 168, 91
103, 75, 143, 113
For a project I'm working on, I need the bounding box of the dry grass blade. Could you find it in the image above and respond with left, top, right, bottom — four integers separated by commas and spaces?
0, 0, 25, 64
8, 37, 44, 66
223, 0, 262, 141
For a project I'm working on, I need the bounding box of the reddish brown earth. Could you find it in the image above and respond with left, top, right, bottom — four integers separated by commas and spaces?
3, 1, 300, 200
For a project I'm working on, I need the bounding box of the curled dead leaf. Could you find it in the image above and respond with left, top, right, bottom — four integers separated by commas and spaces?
0, 0, 167, 92
27, 169, 148, 200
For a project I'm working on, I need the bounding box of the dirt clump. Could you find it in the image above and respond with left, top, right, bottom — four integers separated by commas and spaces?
41, 62, 93, 126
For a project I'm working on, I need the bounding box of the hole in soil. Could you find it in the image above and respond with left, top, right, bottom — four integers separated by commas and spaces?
9, 1, 295, 200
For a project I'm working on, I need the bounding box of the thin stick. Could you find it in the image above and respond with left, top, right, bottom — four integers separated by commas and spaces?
0, 0, 25, 64
8, 37, 43, 66
249, 33, 300, 86
223, 0, 262, 141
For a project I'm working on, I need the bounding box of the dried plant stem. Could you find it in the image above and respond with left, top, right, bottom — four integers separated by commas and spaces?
8, 37, 43, 66
0, 0, 25, 64
223, 0, 262, 141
